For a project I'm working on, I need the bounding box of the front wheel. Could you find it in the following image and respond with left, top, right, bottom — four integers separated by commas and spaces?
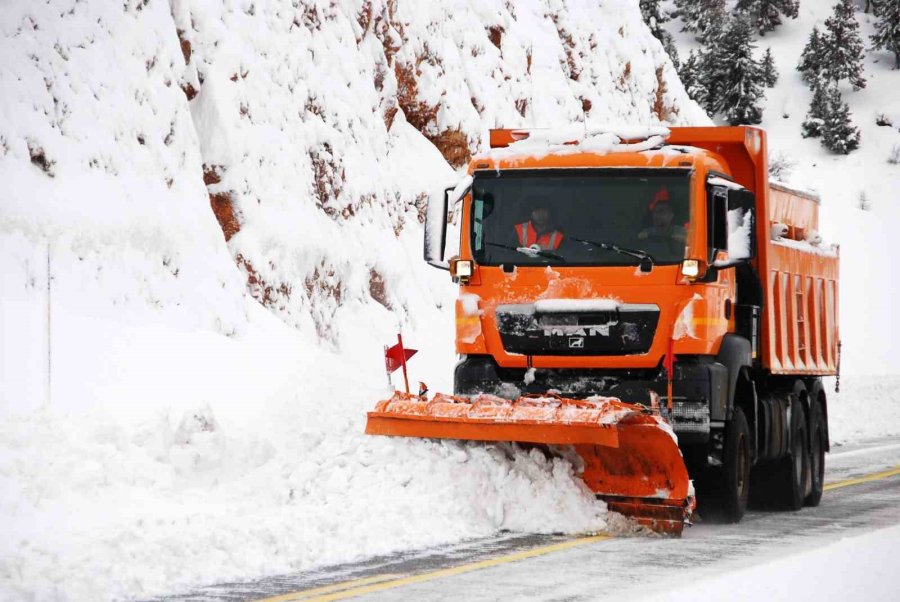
720, 406, 751, 522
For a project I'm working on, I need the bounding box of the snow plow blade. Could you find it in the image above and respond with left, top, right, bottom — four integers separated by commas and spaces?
366, 392, 692, 535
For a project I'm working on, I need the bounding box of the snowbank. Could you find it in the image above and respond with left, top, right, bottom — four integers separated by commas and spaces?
828, 375, 900, 445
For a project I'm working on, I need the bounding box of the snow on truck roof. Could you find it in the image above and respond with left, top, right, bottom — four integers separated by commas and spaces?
769, 180, 821, 204
478, 127, 708, 169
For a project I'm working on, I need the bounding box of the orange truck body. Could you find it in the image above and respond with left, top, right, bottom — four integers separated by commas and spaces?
367, 126, 838, 532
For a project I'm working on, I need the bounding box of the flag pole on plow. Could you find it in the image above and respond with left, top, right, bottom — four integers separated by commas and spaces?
384, 333, 417, 395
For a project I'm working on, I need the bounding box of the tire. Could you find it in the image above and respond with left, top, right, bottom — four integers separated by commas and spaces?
805, 400, 826, 507
780, 391, 809, 510
720, 406, 752, 522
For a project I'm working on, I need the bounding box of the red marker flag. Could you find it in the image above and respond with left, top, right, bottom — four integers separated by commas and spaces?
384, 334, 417, 394
384, 343, 417, 373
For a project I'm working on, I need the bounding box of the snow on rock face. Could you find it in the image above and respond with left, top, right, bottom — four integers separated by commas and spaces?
172, 0, 707, 341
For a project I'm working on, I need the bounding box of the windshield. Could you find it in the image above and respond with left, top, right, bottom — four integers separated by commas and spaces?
471, 168, 691, 266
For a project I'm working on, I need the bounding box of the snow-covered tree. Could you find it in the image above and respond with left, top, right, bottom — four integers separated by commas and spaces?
736, 0, 800, 36
640, 0, 681, 67
797, 26, 826, 85
821, 85, 861, 153
678, 50, 709, 105
801, 80, 828, 137
683, 9, 730, 113
822, 0, 867, 89
673, 0, 727, 38
761, 47, 779, 87
871, 0, 900, 68
714, 17, 766, 124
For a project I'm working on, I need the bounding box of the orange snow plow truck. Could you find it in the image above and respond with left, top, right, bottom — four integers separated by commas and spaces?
366, 126, 839, 535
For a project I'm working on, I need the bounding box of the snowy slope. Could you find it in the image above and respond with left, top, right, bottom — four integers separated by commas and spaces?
0, 1, 707, 599
756, 4, 900, 377
665, 0, 900, 375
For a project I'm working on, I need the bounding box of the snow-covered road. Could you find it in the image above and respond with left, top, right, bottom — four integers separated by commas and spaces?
162, 437, 900, 602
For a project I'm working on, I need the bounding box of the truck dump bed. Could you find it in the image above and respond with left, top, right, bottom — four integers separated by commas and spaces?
762, 182, 839, 375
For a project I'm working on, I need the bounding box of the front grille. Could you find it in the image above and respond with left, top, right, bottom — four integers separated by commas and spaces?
495, 303, 659, 356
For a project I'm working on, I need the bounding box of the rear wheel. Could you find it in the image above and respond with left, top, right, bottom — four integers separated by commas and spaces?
805, 400, 826, 507
779, 391, 809, 510
751, 381, 809, 510
720, 406, 751, 522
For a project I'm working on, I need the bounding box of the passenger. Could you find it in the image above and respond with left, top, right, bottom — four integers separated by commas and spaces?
514, 205, 565, 251
637, 188, 686, 253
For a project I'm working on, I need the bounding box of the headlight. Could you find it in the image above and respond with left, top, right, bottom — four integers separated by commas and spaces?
681, 259, 701, 279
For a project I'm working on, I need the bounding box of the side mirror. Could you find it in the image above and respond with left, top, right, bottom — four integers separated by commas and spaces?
726, 189, 756, 261
424, 176, 472, 271
423, 187, 451, 270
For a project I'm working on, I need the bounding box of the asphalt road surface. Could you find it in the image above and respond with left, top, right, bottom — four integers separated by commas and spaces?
158, 436, 900, 602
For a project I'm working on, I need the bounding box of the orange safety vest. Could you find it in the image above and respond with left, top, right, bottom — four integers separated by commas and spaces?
515, 221, 564, 250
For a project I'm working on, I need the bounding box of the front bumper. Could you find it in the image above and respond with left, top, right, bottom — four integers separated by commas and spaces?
454, 355, 729, 444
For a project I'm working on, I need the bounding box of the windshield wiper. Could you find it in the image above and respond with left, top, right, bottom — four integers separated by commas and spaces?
570, 237, 655, 271
485, 241, 566, 262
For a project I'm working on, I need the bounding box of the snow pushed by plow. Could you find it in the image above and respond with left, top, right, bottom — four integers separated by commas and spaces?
0, 367, 609, 601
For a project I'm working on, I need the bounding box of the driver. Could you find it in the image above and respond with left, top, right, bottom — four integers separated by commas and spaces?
637, 188, 686, 252
514, 205, 565, 251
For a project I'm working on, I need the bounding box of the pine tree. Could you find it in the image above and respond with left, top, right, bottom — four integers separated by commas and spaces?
761, 48, 779, 87
714, 17, 766, 124
674, 0, 727, 38
871, 0, 900, 68
640, 0, 681, 68
821, 85, 861, 153
736, 0, 800, 36
801, 79, 829, 138
688, 10, 730, 114
797, 27, 826, 85
678, 50, 709, 106
822, 0, 867, 89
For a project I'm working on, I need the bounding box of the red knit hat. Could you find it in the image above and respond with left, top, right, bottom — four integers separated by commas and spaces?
648, 188, 670, 211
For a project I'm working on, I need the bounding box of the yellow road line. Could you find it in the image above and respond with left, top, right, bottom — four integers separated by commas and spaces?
258, 465, 900, 602
256, 534, 611, 602
257, 574, 404, 602
824, 465, 900, 491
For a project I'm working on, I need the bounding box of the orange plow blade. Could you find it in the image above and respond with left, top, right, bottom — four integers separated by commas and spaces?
366, 392, 693, 535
